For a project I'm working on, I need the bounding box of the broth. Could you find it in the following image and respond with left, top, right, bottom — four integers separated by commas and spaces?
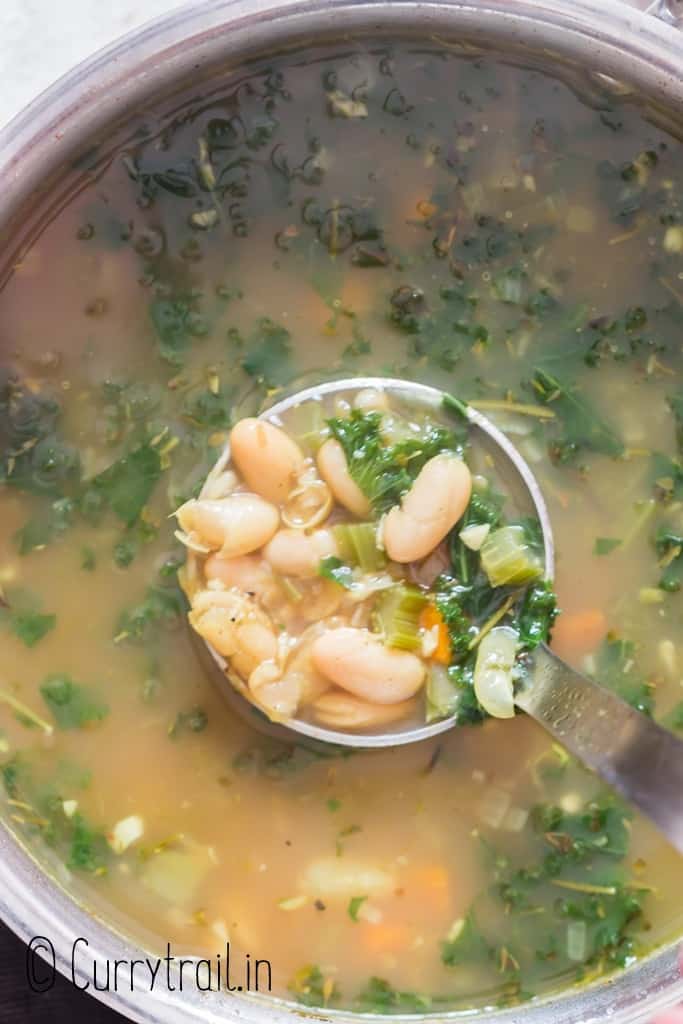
1, 41, 683, 1012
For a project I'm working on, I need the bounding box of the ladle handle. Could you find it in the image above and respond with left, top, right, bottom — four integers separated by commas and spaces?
516, 643, 683, 855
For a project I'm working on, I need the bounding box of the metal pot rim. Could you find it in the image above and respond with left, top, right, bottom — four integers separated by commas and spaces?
1, 2, 682, 1022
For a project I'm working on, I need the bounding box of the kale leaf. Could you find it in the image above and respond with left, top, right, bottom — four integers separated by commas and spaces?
654, 524, 683, 592
83, 444, 162, 527
149, 297, 208, 366
41, 674, 109, 729
531, 368, 624, 462
593, 635, 654, 715
326, 409, 465, 515
355, 977, 431, 1014
241, 318, 292, 387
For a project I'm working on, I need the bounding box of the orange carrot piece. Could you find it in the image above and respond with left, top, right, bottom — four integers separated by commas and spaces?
551, 608, 607, 661
420, 605, 451, 664
360, 923, 412, 954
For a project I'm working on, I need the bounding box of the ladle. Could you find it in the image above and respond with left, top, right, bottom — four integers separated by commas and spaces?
195, 377, 683, 855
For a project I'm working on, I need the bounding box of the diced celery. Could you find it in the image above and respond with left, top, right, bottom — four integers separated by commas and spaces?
480, 525, 542, 588
332, 523, 386, 572
374, 584, 427, 651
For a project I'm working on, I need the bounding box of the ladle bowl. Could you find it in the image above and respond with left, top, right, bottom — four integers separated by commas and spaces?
191, 377, 683, 855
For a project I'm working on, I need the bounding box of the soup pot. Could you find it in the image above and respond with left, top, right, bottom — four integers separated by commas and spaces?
1, 0, 683, 1021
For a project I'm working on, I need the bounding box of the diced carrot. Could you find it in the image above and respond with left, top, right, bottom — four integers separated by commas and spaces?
408, 864, 449, 891
360, 923, 412, 954
551, 608, 607, 661
420, 605, 451, 664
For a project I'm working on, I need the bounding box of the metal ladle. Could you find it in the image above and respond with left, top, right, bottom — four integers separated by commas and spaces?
198, 377, 683, 855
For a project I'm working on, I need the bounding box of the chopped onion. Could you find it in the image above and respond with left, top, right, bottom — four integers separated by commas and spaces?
62, 800, 78, 819
108, 815, 145, 854
477, 786, 511, 829
566, 920, 587, 962
502, 806, 529, 832
278, 895, 309, 911
473, 625, 518, 719
459, 523, 491, 551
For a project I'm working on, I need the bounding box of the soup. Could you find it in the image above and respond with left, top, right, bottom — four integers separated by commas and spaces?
1, 40, 683, 1013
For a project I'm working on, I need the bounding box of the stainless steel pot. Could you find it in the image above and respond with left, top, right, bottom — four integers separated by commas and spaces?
1, 1, 683, 1021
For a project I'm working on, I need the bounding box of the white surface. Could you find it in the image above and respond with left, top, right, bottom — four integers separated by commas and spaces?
0, 0, 192, 130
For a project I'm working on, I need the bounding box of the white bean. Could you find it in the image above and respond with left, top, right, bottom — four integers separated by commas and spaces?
353, 388, 389, 413
189, 589, 277, 680
311, 689, 417, 729
230, 418, 305, 504
264, 528, 337, 578
176, 495, 279, 557
248, 662, 301, 720
311, 627, 425, 704
383, 453, 472, 563
316, 439, 371, 518
205, 553, 272, 595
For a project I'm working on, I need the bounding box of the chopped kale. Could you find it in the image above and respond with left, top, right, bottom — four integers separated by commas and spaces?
516, 581, 558, 651
115, 580, 186, 643
594, 537, 622, 556
241, 318, 292, 387
593, 636, 654, 715
149, 297, 208, 366
531, 368, 624, 462
168, 706, 208, 738
318, 556, 354, 589
668, 393, 683, 452
40, 674, 109, 730
14, 497, 76, 555
68, 813, 111, 874
0, 755, 110, 875
654, 524, 683, 592
288, 965, 339, 1007
347, 895, 367, 921
664, 701, 683, 731
83, 443, 162, 527
326, 409, 465, 515
1, 590, 56, 648
355, 977, 431, 1014
441, 913, 489, 966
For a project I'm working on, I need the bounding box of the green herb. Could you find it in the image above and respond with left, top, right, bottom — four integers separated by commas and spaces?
40, 674, 108, 730
593, 635, 653, 715
355, 977, 431, 1014
83, 444, 162, 527
664, 701, 683, 731
81, 546, 96, 571
654, 525, 683, 592
594, 537, 622, 556
1, 590, 57, 648
288, 965, 339, 1007
149, 297, 208, 366
14, 497, 76, 555
667, 392, 683, 451
318, 556, 354, 589
335, 823, 362, 856
441, 913, 489, 966
115, 581, 186, 643
327, 409, 465, 515
0, 755, 110, 874
169, 707, 208, 739
531, 368, 624, 462
241, 318, 292, 387
326, 797, 341, 812
348, 895, 367, 921
516, 581, 558, 651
